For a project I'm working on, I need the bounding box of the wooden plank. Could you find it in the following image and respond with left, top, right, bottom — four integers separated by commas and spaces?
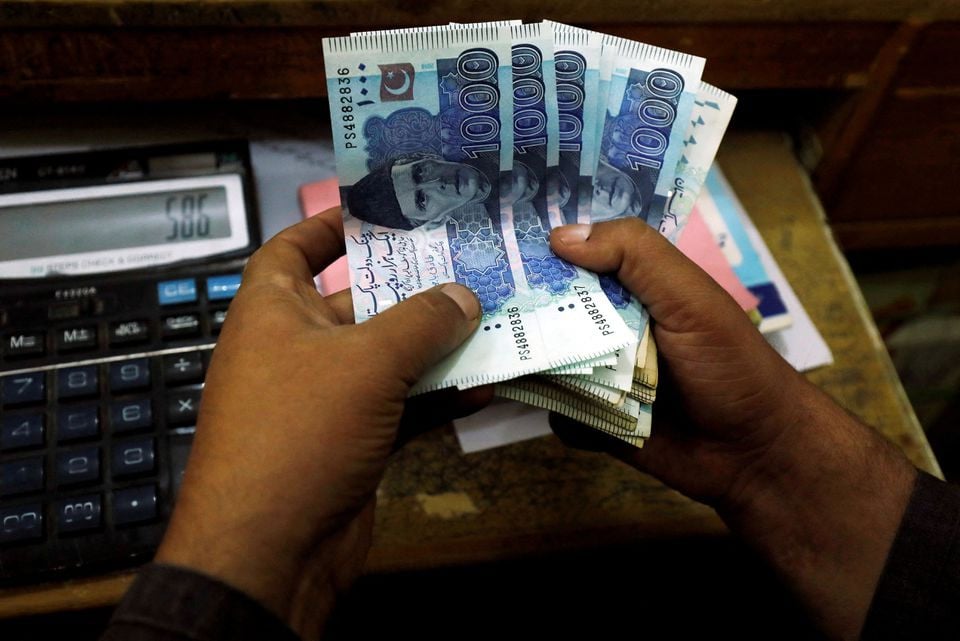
833, 218, 960, 250
814, 19, 926, 201
893, 21, 960, 88
0, 23, 893, 103
0, 131, 938, 617
0, 0, 957, 28
826, 91, 960, 224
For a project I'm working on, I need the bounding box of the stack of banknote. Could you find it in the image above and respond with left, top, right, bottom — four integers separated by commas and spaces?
322, 20, 736, 447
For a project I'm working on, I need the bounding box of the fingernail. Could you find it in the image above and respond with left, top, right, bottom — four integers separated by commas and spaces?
440, 283, 481, 321
555, 224, 592, 245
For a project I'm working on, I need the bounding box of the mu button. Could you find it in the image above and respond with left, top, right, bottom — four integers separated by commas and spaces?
162, 314, 200, 339
166, 389, 201, 426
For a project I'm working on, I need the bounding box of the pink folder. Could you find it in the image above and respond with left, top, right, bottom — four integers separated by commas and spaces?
678, 207, 760, 312
298, 177, 350, 295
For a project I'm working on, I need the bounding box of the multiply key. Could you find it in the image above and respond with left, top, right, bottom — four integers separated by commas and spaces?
167, 390, 201, 426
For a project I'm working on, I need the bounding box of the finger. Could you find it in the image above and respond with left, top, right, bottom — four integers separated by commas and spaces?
356, 283, 481, 388
325, 289, 355, 325
243, 208, 345, 288
396, 385, 494, 448
549, 219, 745, 333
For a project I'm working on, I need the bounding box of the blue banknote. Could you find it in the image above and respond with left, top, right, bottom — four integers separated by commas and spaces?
655, 82, 737, 242
553, 27, 601, 226
323, 26, 634, 392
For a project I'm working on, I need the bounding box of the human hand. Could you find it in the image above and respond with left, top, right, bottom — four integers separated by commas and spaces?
550, 218, 810, 506
549, 219, 915, 640
155, 208, 490, 640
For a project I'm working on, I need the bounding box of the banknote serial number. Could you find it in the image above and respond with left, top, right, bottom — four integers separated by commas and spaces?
507, 307, 533, 361
574, 285, 615, 336
336, 68, 358, 149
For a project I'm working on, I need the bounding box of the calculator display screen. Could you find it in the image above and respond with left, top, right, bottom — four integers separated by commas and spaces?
0, 187, 231, 260
0, 174, 250, 278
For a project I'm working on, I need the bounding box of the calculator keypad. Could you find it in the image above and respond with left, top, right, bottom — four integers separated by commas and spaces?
0, 270, 244, 583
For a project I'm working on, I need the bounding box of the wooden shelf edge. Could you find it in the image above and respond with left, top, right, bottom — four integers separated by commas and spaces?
832, 218, 960, 250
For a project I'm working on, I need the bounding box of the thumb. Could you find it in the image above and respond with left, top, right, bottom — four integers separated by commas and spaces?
549, 218, 745, 333
356, 283, 481, 387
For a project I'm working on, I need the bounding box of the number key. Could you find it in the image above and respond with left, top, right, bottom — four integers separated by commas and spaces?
1, 414, 44, 450
56, 447, 100, 486
57, 405, 100, 442
1, 457, 44, 496
57, 365, 99, 399
113, 438, 155, 477
57, 494, 102, 534
1, 371, 46, 407
110, 398, 153, 433
109, 358, 151, 392
0, 503, 43, 543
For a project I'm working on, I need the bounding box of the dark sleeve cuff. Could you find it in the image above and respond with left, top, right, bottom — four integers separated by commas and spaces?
100, 563, 301, 641
861, 470, 960, 641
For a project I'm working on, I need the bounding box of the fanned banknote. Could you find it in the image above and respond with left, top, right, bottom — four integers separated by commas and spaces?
325, 21, 736, 447
323, 26, 634, 394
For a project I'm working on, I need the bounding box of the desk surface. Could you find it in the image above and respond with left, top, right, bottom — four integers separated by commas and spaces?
0, 130, 939, 618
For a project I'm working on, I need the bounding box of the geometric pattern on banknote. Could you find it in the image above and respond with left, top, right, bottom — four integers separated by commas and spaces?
512, 200, 578, 295
601, 68, 684, 222
598, 273, 631, 309
362, 107, 442, 170
447, 204, 515, 316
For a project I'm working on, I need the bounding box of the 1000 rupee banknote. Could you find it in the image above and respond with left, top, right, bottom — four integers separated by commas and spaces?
654, 82, 737, 242
324, 26, 634, 392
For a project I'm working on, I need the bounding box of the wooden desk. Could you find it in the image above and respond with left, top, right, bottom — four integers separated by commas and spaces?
0, 130, 939, 618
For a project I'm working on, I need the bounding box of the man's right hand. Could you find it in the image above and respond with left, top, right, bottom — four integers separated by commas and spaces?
549, 219, 917, 641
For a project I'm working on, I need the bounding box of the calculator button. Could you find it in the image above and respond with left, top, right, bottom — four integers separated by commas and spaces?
110, 398, 153, 433
113, 485, 157, 526
2, 372, 46, 406
1, 457, 45, 496
163, 352, 204, 385
57, 365, 99, 399
4, 332, 45, 359
206, 274, 242, 301
56, 447, 100, 485
0, 503, 44, 543
210, 309, 228, 333
109, 358, 151, 392
1, 414, 45, 450
168, 435, 193, 497
162, 314, 201, 339
113, 438, 155, 477
57, 326, 97, 352
157, 279, 197, 306
109, 320, 150, 346
48, 302, 82, 321
57, 495, 102, 534
57, 405, 100, 442
167, 390, 201, 426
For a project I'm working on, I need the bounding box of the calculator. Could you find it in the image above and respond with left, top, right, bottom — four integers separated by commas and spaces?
0, 141, 260, 584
